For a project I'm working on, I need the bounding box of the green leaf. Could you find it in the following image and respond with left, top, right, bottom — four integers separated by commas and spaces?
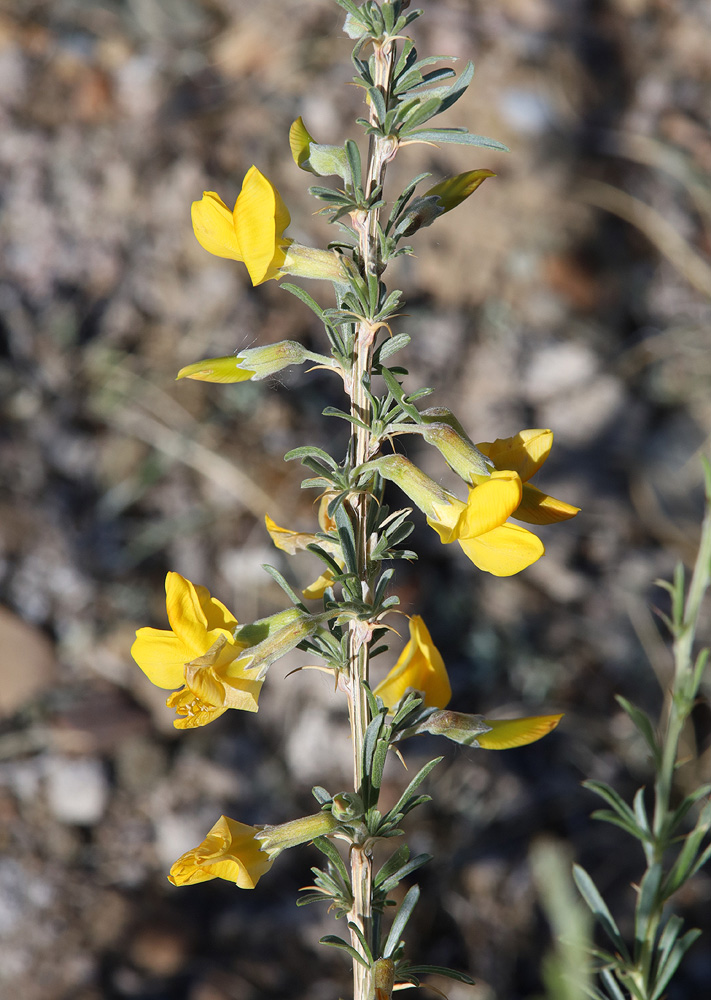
387, 757, 442, 821
635, 863, 663, 952
370, 734, 391, 792
311, 786, 331, 806
615, 696, 661, 768
573, 865, 630, 960
319, 935, 369, 966
283, 445, 339, 471
584, 780, 640, 830
259, 564, 309, 611
590, 809, 647, 841
383, 884, 420, 958
400, 965, 476, 986
374, 845, 411, 888
650, 928, 702, 1000
334, 501, 358, 575
313, 837, 351, 887
599, 969, 627, 1000
377, 854, 432, 894
346, 921, 374, 963
404, 127, 509, 151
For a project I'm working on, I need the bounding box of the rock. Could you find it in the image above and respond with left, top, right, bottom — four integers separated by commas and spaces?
44, 755, 108, 826
0, 606, 57, 718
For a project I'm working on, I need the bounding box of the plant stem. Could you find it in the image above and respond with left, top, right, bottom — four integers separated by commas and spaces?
346, 35, 397, 1000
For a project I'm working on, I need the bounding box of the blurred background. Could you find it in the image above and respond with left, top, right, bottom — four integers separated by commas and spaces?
1, 0, 710, 998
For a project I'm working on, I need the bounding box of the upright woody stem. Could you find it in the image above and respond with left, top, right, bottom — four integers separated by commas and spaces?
346, 35, 397, 1000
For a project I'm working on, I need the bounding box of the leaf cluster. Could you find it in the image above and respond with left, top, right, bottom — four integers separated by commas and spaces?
574, 464, 711, 1000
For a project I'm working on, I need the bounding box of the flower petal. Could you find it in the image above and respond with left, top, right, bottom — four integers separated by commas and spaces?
458, 471, 522, 539
477, 429, 553, 482
302, 571, 335, 600
476, 714, 562, 749
194, 585, 239, 635
515, 483, 580, 525
374, 616, 451, 710
458, 523, 544, 576
165, 572, 210, 654
235, 166, 290, 285
176, 356, 256, 383
191, 191, 243, 261
168, 815, 273, 889
166, 686, 228, 729
131, 627, 190, 689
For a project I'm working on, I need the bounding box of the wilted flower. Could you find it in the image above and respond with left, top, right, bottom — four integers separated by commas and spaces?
375, 616, 451, 710
265, 494, 343, 599
169, 816, 274, 889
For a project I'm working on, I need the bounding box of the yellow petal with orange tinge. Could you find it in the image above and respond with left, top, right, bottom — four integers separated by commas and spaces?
235, 166, 291, 285
168, 816, 273, 889
476, 714, 563, 749
515, 483, 581, 525
191, 191, 243, 261
131, 627, 191, 689
458, 523, 544, 576
459, 470, 522, 538
375, 616, 451, 710
477, 429, 553, 483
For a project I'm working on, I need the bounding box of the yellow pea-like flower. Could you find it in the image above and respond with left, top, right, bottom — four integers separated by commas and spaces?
131, 572, 262, 728
169, 816, 274, 889
476, 429, 580, 525
375, 616, 451, 710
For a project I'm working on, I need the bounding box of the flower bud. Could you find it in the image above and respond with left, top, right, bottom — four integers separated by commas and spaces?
331, 792, 365, 822
177, 341, 310, 384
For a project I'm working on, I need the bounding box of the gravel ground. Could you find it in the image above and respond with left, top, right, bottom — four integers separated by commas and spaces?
1, 1, 710, 998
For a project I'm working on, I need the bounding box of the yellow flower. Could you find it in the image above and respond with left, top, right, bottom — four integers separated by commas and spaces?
192, 166, 347, 286
419, 710, 563, 749
475, 429, 580, 525
427, 469, 545, 577
265, 494, 343, 599
375, 616, 451, 710
169, 816, 273, 889
131, 572, 262, 728
191, 166, 291, 285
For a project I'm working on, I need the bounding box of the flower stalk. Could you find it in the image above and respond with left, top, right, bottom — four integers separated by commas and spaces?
131, 2, 579, 997
346, 34, 398, 1000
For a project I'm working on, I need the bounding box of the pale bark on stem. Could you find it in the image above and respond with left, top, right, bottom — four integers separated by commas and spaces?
347, 36, 398, 1000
